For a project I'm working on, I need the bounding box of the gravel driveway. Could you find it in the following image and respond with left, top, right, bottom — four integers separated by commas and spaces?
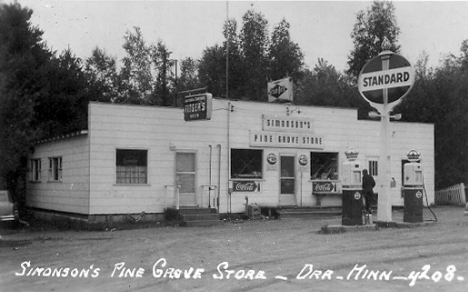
1, 206, 467, 292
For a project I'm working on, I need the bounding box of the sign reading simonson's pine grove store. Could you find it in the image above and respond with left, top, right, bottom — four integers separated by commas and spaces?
251, 116, 323, 149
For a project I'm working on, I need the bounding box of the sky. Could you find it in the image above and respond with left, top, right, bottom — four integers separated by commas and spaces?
6, 0, 468, 72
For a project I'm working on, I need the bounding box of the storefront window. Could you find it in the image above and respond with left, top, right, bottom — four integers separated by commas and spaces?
231, 149, 262, 179
310, 152, 338, 180
116, 149, 148, 184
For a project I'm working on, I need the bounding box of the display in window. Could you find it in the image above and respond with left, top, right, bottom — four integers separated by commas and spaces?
231, 149, 262, 179
311, 152, 338, 180
116, 149, 148, 184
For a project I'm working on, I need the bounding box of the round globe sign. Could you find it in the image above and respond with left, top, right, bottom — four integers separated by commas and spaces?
358, 52, 415, 109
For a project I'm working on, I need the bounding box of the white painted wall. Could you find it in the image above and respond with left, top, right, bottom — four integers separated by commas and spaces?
26, 135, 90, 214
27, 99, 434, 216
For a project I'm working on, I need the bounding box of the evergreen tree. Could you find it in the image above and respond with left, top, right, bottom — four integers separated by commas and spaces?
347, 1, 400, 78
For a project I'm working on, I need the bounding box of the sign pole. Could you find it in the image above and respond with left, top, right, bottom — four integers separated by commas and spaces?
357, 41, 415, 224
377, 53, 393, 222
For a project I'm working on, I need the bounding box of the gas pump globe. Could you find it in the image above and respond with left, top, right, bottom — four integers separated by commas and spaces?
403, 149, 424, 223
342, 149, 364, 225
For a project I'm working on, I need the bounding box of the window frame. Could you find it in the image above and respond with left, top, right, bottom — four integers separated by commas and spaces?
230, 149, 263, 180
30, 159, 42, 182
116, 149, 148, 185
310, 152, 339, 181
48, 157, 62, 182
368, 160, 379, 177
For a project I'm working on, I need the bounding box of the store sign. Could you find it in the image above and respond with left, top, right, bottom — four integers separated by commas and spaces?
312, 181, 339, 194
250, 131, 324, 149
184, 93, 213, 121
262, 115, 313, 133
232, 181, 261, 192
358, 52, 415, 111
268, 77, 293, 102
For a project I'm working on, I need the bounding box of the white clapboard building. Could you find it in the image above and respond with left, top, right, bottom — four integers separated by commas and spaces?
26, 99, 434, 222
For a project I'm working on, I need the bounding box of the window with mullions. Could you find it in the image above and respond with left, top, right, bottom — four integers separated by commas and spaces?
116, 149, 148, 184
30, 159, 41, 182
311, 152, 338, 180
48, 157, 62, 182
230, 149, 262, 179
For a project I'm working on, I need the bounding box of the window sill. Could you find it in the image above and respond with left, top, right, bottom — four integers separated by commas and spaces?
29, 181, 42, 184
47, 180, 63, 183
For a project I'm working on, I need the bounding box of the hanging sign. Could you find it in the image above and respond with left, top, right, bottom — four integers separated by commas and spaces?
184, 93, 213, 121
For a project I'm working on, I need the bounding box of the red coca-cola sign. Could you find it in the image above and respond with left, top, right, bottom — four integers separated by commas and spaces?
312, 182, 335, 193
233, 181, 260, 192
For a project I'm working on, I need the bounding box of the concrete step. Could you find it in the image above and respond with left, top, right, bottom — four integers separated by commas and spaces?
177, 208, 217, 215
279, 207, 342, 218
181, 213, 221, 221
184, 220, 224, 227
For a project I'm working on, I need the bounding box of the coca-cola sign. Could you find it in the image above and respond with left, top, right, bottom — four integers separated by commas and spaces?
312, 181, 336, 194
232, 181, 260, 192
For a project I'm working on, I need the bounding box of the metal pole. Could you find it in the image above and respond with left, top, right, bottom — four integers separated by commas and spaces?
226, 1, 229, 99
377, 53, 392, 222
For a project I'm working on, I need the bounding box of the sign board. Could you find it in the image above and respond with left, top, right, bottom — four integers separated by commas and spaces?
312, 181, 339, 194
232, 181, 261, 192
262, 115, 313, 133
184, 93, 213, 121
268, 77, 293, 102
358, 52, 415, 111
250, 131, 324, 149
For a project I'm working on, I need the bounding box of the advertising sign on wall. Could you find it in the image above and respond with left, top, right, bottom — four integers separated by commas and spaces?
184, 93, 213, 121
232, 181, 261, 192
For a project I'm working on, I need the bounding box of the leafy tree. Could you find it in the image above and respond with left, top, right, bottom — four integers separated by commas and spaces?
0, 2, 50, 202
295, 59, 368, 115
269, 19, 304, 82
0, 3, 91, 207
151, 41, 174, 106
120, 27, 153, 104
85, 47, 119, 102
177, 57, 201, 93
239, 9, 270, 101
347, 0, 400, 78
198, 44, 226, 98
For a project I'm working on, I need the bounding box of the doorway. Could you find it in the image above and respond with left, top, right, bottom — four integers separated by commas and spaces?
279, 155, 296, 206
176, 152, 197, 207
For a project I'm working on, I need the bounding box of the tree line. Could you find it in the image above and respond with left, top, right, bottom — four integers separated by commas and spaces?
1, 1, 467, 208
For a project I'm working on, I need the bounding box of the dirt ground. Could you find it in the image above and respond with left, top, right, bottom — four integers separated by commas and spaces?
1, 206, 467, 292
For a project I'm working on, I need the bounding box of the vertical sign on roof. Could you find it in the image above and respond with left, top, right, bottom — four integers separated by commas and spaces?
184, 93, 213, 121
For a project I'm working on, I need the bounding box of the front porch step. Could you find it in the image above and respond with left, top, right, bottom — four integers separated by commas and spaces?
180, 213, 220, 221
279, 207, 342, 218
165, 207, 222, 227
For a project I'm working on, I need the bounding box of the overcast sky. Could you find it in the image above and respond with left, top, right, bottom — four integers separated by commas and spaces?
8, 0, 468, 72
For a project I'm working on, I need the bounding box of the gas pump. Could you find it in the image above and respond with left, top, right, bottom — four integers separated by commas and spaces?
403, 149, 424, 223
342, 149, 363, 225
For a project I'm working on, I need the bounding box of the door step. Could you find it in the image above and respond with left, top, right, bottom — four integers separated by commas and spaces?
278, 207, 342, 218
165, 208, 222, 227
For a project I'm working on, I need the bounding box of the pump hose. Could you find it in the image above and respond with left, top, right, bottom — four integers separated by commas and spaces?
422, 173, 437, 222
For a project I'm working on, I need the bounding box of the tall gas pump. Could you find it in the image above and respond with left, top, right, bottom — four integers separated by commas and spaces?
342, 149, 363, 225
403, 149, 423, 223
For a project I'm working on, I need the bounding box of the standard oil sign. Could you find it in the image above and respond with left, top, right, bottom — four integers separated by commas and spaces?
184, 93, 213, 121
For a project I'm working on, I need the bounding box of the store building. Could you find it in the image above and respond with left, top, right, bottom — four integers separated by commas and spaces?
26, 99, 434, 222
